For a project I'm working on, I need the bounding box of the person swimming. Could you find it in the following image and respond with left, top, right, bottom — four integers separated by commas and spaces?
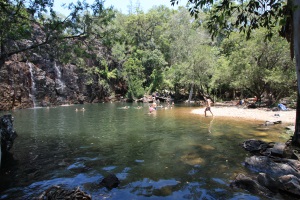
149, 105, 155, 113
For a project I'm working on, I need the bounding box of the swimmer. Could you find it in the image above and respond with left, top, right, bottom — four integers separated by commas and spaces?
149, 105, 155, 113
152, 101, 157, 110
118, 106, 129, 109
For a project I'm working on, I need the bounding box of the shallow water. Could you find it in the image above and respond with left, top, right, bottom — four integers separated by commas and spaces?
0, 103, 292, 199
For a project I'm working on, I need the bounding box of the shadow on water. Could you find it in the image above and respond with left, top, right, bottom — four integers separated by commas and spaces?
0, 103, 292, 199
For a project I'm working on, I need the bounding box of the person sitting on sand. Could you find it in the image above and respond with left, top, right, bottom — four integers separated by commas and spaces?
246, 96, 257, 104
236, 99, 244, 106
204, 97, 213, 117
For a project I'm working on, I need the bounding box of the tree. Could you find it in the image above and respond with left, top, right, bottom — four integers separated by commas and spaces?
122, 56, 145, 99
171, 0, 300, 146
110, 6, 171, 97
165, 7, 215, 101
212, 30, 295, 102
0, 0, 106, 67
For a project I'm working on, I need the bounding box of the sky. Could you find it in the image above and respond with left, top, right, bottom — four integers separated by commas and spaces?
54, 0, 186, 14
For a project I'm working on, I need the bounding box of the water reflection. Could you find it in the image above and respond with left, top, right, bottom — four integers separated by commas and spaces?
0, 103, 292, 199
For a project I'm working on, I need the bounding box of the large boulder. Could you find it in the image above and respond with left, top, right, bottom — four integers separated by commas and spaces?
230, 173, 274, 197
237, 139, 300, 197
100, 174, 120, 190
278, 174, 300, 195
0, 114, 17, 158
245, 156, 300, 179
241, 139, 273, 154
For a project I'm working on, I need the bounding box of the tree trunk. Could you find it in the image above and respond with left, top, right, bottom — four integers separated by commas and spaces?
233, 89, 236, 100
292, 0, 300, 146
188, 83, 194, 103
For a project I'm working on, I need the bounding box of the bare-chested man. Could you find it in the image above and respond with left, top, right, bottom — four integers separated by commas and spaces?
204, 98, 213, 117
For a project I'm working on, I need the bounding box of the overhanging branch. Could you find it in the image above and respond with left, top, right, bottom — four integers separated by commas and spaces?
0, 33, 87, 61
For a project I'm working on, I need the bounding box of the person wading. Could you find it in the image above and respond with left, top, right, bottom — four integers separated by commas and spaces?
204, 97, 213, 117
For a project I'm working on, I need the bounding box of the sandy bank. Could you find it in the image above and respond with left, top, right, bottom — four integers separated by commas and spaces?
191, 106, 296, 124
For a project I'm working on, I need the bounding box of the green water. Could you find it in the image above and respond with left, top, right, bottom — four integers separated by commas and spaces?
0, 103, 291, 199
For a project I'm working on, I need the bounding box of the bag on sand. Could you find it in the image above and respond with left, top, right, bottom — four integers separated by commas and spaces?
278, 103, 287, 111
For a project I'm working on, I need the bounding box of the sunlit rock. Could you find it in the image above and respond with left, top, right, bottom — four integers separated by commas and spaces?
278, 174, 300, 195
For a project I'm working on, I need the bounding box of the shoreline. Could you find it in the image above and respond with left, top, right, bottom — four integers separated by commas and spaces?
191, 106, 296, 125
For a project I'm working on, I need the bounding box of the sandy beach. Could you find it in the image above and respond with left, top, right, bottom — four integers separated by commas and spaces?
191, 105, 296, 124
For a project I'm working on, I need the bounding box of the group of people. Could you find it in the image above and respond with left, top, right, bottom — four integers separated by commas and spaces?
73, 97, 213, 116
148, 96, 214, 116
149, 99, 174, 113
149, 96, 213, 116
75, 108, 85, 112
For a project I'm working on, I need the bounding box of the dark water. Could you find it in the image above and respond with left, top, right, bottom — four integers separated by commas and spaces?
0, 103, 291, 199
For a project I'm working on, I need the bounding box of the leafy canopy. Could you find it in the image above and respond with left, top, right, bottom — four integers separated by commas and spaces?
170, 1, 291, 42
0, 0, 107, 64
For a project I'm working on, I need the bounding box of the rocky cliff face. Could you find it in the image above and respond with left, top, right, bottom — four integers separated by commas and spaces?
0, 56, 88, 110
0, 23, 127, 111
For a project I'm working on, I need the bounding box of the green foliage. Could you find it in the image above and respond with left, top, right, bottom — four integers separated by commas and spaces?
2, 0, 296, 106
170, 0, 288, 41
109, 6, 173, 98
213, 29, 295, 99
0, 0, 107, 63
169, 0, 300, 146
99, 60, 117, 80
137, 49, 167, 92
123, 57, 145, 99
164, 7, 215, 97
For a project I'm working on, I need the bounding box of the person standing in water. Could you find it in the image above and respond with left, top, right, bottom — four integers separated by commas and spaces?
204, 97, 213, 117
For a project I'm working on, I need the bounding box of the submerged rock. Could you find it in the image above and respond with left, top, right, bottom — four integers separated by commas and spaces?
241, 139, 272, 153
38, 185, 91, 200
100, 174, 120, 190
